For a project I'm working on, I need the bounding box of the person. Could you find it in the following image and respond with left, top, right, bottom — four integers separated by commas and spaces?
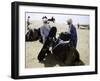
27, 16, 31, 30
67, 18, 77, 48
40, 16, 51, 44
77, 23, 80, 29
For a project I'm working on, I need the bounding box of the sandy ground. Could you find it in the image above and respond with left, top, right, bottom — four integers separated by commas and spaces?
25, 21, 89, 68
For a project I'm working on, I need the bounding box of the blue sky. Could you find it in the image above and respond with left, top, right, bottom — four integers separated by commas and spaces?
26, 12, 89, 25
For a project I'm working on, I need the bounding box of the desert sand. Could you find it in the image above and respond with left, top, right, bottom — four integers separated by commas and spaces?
25, 21, 89, 68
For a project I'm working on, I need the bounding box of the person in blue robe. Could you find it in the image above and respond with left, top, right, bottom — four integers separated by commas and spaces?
67, 19, 77, 48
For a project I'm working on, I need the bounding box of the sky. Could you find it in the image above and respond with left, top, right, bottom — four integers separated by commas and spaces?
26, 12, 90, 25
